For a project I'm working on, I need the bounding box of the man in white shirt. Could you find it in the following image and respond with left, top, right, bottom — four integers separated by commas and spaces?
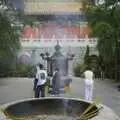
35, 64, 47, 98
83, 67, 94, 101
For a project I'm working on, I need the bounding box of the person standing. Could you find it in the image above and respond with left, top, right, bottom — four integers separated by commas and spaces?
83, 67, 94, 101
33, 64, 40, 91
35, 64, 47, 98
52, 68, 61, 95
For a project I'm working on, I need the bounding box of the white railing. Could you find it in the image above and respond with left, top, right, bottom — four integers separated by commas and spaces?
20, 38, 97, 48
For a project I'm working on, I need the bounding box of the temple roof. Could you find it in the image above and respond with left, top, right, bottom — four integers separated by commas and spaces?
26, 0, 80, 3
24, 2, 82, 15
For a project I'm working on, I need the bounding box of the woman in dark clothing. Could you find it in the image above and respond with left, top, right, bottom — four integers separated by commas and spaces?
52, 68, 61, 95
33, 65, 39, 91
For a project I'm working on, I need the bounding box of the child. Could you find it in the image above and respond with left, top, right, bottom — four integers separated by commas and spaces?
64, 78, 72, 93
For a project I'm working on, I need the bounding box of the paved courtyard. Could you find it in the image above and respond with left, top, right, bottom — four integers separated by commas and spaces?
0, 77, 120, 117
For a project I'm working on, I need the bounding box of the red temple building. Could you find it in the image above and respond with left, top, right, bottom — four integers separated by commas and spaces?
19, 0, 97, 67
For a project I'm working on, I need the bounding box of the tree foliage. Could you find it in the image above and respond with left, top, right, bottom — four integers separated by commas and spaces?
86, 0, 120, 80
0, 0, 21, 75
84, 45, 90, 65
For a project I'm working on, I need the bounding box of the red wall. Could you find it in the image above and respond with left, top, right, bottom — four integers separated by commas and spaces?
21, 25, 91, 39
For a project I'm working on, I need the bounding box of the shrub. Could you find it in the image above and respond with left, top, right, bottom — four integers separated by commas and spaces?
13, 64, 33, 77
0, 64, 33, 77
74, 64, 88, 77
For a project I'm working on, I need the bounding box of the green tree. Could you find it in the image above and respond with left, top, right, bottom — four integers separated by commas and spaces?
86, 0, 120, 80
84, 45, 90, 65
0, 1, 21, 76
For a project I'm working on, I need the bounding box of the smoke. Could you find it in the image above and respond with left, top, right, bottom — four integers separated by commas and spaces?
11, 0, 22, 9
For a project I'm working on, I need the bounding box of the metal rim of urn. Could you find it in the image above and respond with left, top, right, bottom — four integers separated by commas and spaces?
0, 97, 119, 120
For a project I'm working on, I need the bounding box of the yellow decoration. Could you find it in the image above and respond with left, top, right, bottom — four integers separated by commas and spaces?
64, 84, 71, 92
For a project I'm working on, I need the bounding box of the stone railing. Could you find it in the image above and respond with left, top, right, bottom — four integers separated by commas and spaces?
20, 38, 97, 48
